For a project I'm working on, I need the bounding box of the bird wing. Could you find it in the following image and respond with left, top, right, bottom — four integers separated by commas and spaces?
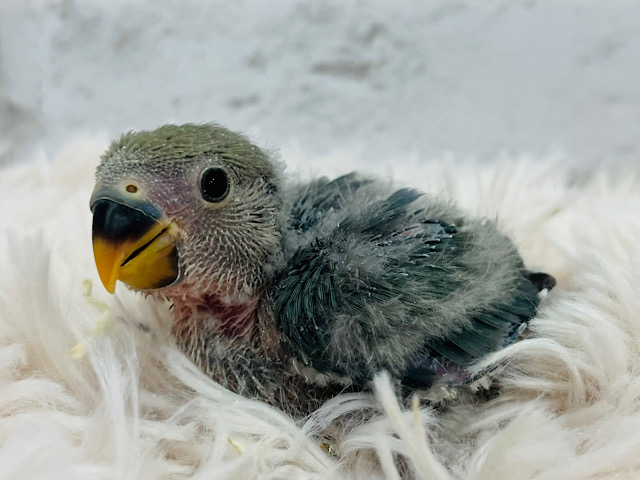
276, 177, 550, 386
401, 274, 543, 387
289, 172, 374, 232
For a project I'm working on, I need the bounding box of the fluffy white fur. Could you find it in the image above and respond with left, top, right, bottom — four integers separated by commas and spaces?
1, 140, 639, 479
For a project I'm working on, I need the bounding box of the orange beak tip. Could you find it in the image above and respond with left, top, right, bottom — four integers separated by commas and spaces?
93, 238, 126, 295
97, 265, 118, 295
104, 279, 116, 295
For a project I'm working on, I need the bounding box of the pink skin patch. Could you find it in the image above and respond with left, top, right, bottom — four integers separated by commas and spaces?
169, 285, 259, 341
195, 294, 259, 338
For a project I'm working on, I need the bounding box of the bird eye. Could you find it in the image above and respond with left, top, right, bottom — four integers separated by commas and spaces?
200, 168, 230, 203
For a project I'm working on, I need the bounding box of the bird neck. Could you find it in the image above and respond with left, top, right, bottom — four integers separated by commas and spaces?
166, 287, 260, 343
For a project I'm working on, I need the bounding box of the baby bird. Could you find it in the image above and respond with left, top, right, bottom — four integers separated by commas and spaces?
90, 123, 554, 416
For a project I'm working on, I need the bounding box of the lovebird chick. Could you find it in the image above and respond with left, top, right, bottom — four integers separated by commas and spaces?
90, 123, 554, 416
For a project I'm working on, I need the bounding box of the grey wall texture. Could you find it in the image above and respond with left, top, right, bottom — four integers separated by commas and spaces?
1, 0, 639, 168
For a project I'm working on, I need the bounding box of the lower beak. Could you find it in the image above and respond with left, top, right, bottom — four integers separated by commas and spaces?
91, 199, 179, 293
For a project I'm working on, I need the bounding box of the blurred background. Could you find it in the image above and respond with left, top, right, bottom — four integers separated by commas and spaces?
1, 0, 639, 169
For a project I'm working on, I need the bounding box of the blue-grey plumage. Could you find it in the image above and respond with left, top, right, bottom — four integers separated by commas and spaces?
276, 173, 554, 389
90, 123, 554, 417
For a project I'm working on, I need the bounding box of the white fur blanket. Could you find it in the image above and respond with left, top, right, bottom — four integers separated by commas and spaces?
1, 141, 639, 479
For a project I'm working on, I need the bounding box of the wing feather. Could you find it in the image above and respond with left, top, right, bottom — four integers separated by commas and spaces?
275, 175, 552, 386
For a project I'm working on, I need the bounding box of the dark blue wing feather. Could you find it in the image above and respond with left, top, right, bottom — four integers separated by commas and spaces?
275, 174, 553, 387
403, 275, 542, 387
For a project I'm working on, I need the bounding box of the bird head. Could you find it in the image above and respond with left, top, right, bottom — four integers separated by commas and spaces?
90, 124, 282, 303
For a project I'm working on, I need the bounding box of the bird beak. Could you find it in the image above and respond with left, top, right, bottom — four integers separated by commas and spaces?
90, 196, 179, 294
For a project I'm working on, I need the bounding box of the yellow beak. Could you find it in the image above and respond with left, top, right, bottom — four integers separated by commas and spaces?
91, 198, 179, 293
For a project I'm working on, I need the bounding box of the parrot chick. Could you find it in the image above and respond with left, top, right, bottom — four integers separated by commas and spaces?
90, 123, 555, 416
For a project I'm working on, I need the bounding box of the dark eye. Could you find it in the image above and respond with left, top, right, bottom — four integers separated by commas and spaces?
200, 168, 230, 203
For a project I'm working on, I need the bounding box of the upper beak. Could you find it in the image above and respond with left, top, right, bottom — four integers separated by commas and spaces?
91, 196, 179, 293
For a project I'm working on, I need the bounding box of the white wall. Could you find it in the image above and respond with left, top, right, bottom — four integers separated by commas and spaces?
1, 0, 639, 168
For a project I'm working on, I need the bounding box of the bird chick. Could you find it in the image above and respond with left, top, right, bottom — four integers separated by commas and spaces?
90, 123, 554, 416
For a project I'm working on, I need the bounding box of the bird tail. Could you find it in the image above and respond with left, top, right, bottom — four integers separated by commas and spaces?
526, 271, 557, 296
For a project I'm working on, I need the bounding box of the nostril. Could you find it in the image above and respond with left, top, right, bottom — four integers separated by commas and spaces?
126, 184, 138, 193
